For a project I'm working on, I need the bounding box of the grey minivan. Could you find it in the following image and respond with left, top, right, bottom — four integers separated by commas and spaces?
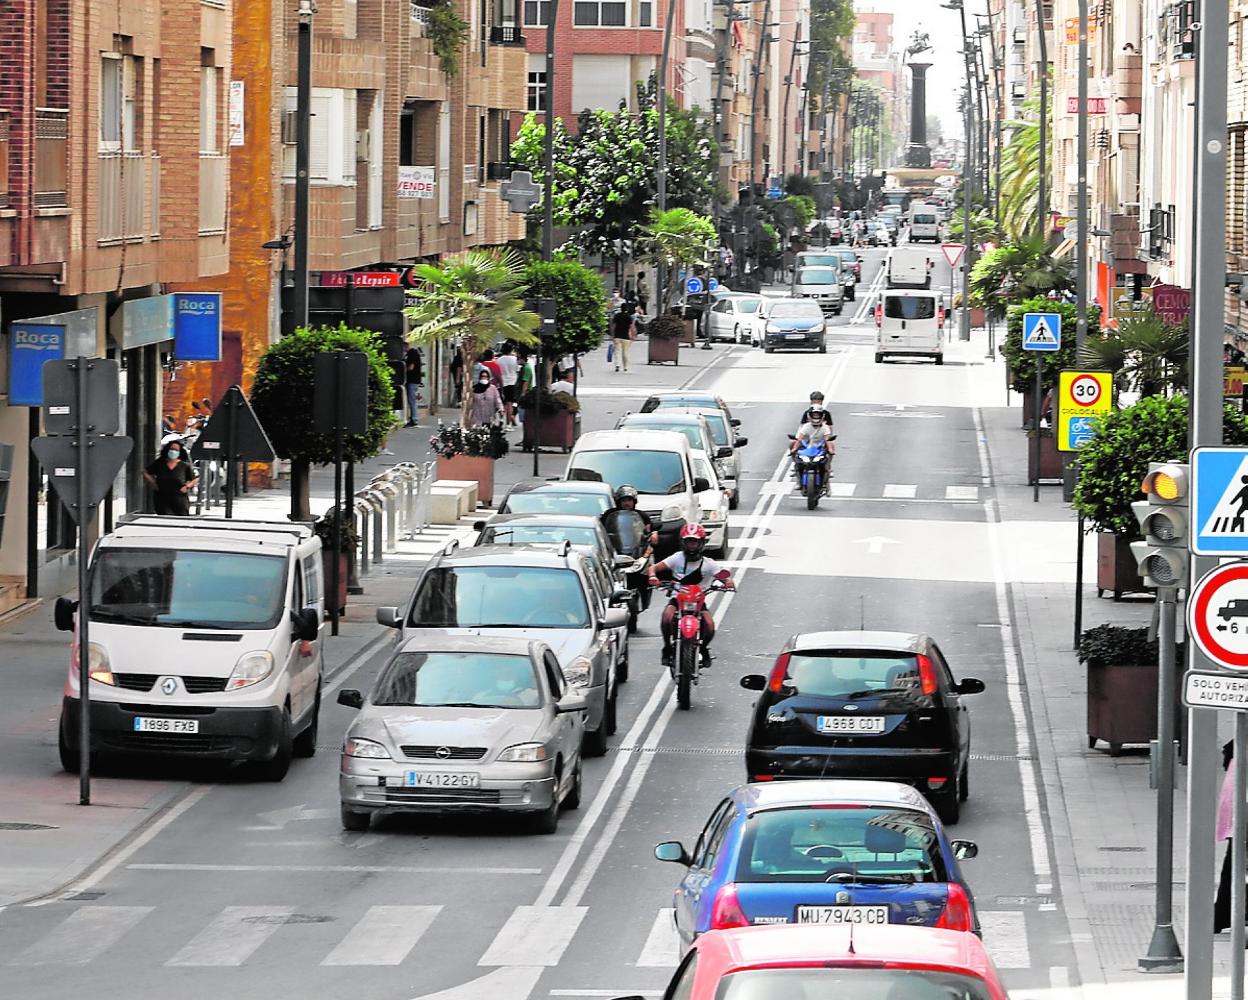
790, 265, 844, 316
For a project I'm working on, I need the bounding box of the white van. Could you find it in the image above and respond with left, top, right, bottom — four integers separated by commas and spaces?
55, 516, 325, 780
790, 265, 845, 316
875, 290, 945, 365
564, 429, 709, 554
908, 203, 941, 243
886, 247, 934, 289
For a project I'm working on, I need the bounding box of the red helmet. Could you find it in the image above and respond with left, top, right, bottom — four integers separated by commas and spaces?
680, 524, 708, 541
679, 522, 708, 557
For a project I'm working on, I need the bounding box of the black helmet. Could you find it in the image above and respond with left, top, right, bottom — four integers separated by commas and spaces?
614, 485, 639, 505
809, 390, 825, 402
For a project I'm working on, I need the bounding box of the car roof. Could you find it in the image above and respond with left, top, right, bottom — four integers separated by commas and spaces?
665, 406, 727, 423
698, 924, 1000, 981
621, 412, 708, 428
572, 429, 690, 452
795, 265, 839, 272
483, 513, 605, 530
646, 391, 724, 404
393, 633, 545, 658
734, 778, 932, 814
789, 629, 926, 653
883, 289, 941, 298
436, 544, 591, 570
506, 479, 615, 497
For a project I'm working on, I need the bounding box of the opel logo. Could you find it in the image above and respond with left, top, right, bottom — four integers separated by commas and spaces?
161, 677, 178, 696
435, 746, 452, 759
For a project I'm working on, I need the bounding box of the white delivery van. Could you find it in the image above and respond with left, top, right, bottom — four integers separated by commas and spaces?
55, 516, 325, 780
886, 247, 934, 289
874, 290, 945, 365
908, 203, 941, 242
790, 265, 844, 316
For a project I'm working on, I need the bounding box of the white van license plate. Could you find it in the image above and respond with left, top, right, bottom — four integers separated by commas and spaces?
817, 716, 885, 734
133, 717, 199, 734
796, 906, 889, 925
403, 771, 480, 788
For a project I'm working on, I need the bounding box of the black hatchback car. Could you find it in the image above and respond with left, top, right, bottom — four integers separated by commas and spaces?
740, 630, 985, 824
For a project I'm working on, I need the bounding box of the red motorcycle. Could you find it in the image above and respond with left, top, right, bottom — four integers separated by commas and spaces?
655, 580, 727, 710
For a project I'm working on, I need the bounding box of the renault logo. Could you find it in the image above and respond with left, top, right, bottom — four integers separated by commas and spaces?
836, 890, 850, 905
161, 677, 178, 695
435, 746, 452, 759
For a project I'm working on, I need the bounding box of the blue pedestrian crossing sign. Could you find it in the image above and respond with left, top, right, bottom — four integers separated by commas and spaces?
1192, 447, 1248, 555
686, 276, 705, 295
1022, 312, 1062, 352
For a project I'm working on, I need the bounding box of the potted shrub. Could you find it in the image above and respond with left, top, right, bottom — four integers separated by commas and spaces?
1078, 624, 1183, 755
1002, 298, 1101, 427
314, 505, 358, 616
429, 421, 510, 506
519, 385, 581, 452
646, 314, 685, 365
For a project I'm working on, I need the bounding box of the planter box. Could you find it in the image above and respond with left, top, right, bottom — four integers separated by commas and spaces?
523, 409, 580, 452
1027, 433, 1063, 484
680, 319, 696, 345
1087, 660, 1183, 755
437, 454, 494, 507
321, 550, 349, 616
1096, 531, 1147, 600
647, 336, 681, 365
970, 306, 986, 327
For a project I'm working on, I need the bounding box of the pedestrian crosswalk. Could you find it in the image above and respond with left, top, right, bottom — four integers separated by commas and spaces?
765, 482, 982, 503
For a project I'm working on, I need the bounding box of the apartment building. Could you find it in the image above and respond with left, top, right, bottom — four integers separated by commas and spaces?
0, 0, 233, 609
852, 8, 906, 168
768, 0, 810, 185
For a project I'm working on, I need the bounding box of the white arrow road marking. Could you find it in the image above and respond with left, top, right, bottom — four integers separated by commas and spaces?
854, 535, 901, 554
255, 804, 337, 829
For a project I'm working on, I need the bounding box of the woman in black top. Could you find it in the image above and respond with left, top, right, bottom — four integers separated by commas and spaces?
143, 439, 199, 515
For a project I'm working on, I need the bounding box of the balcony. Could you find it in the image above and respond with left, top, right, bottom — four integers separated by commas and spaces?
35, 109, 68, 209
0, 112, 9, 209
410, 0, 431, 35
199, 152, 227, 234
489, 25, 525, 45
150, 153, 161, 237
98, 151, 146, 242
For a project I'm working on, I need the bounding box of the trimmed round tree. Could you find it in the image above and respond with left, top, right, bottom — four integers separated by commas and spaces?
523, 258, 608, 363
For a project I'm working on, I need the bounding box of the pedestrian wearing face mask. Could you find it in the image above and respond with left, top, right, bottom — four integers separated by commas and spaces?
143, 438, 199, 515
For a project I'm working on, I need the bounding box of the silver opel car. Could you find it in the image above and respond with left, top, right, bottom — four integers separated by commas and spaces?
337, 634, 587, 834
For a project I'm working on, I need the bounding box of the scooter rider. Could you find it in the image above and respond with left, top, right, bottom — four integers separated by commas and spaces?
649, 524, 736, 668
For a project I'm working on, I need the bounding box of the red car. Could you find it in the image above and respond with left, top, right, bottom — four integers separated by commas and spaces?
635, 924, 1008, 1000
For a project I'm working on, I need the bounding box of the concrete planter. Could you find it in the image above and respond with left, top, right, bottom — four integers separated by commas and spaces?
680, 319, 696, 345
522, 409, 580, 453
437, 454, 494, 507
1027, 431, 1063, 484
647, 336, 681, 365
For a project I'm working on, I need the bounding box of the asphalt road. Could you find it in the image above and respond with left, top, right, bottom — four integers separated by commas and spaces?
3, 244, 1077, 999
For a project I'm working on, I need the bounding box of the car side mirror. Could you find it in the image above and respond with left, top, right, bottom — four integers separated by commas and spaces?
613, 554, 633, 569
740, 674, 767, 691
556, 693, 588, 714
293, 606, 320, 641
951, 840, 979, 861
376, 606, 402, 629
337, 689, 364, 710
735, 437, 749, 448
602, 607, 629, 630
54, 597, 78, 632
610, 587, 635, 606
692, 477, 711, 493
957, 678, 986, 695
716, 446, 733, 459
654, 841, 691, 866
473, 520, 486, 531
731, 418, 741, 427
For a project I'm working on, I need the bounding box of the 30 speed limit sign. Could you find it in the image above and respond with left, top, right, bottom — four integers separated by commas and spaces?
1057, 370, 1113, 453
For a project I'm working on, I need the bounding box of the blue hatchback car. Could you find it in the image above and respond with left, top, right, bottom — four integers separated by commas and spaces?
654, 779, 980, 948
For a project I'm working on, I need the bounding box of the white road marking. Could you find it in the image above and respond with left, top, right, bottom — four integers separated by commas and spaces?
10, 906, 152, 966
128, 863, 542, 875
945, 485, 980, 501
256, 804, 337, 828
635, 908, 680, 967
550, 992, 663, 998
1049, 966, 1070, 988
166, 905, 294, 966
410, 967, 547, 1000
854, 534, 901, 555
478, 905, 587, 967
322, 904, 442, 966
324, 630, 394, 695
882, 483, 917, 498
978, 910, 1031, 969
827, 482, 857, 497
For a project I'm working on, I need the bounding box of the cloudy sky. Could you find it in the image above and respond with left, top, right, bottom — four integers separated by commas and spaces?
855, 0, 986, 138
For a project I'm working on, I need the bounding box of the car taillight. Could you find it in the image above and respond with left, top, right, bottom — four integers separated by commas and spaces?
916, 654, 939, 696
937, 309, 946, 328
935, 883, 974, 932
710, 884, 750, 929
767, 652, 791, 693
874, 304, 883, 326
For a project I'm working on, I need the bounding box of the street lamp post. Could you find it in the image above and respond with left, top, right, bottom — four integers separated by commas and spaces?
292, 0, 316, 332
657, 0, 679, 307
1034, 0, 1048, 239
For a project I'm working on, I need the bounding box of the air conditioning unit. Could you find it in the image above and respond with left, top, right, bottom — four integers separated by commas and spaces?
280, 110, 298, 144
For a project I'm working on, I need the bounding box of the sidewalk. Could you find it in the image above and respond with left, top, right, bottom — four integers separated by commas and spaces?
0, 331, 737, 908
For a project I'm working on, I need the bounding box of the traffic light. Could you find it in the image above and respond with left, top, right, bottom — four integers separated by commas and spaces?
1130, 462, 1190, 588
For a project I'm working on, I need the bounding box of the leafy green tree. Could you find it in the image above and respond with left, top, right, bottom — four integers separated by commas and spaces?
251, 324, 396, 520
971, 238, 1075, 322
807, 0, 856, 100
523, 258, 608, 360
1002, 297, 1101, 394
405, 249, 540, 426
784, 195, 816, 230
1077, 313, 1189, 399
947, 207, 1000, 245
637, 208, 717, 311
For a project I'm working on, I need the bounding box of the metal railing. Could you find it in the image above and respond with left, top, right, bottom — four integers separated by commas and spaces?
35, 108, 68, 208
97, 151, 146, 241
0, 112, 9, 208
489, 25, 525, 45
350, 462, 436, 577
410, 0, 432, 33
150, 153, 161, 236
199, 152, 227, 234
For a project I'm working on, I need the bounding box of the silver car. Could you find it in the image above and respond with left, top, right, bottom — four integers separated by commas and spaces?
337, 635, 586, 833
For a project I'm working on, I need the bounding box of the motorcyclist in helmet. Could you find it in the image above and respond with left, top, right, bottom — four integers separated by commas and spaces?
610, 485, 658, 549
649, 523, 735, 667
791, 406, 837, 456
800, 390, 830, 427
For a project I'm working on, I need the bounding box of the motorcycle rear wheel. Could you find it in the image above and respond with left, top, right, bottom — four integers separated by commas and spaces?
676, 641, 695, 710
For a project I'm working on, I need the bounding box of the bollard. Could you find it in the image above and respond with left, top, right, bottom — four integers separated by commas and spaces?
366, 488, 386, 563
354, 496, 372, 575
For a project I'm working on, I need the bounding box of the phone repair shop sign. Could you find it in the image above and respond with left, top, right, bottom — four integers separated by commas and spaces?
173, 293, 223, 362
7, 323, 66, 406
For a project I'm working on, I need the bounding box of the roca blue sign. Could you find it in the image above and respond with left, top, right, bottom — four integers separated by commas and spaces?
7, 322, 66, 406
173, 292, 223, 362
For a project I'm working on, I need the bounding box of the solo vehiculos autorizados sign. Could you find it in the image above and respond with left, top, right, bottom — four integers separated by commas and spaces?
1188, 562, 1248, 670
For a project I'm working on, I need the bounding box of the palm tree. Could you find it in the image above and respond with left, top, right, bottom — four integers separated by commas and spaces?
1077, 313, 1189, 399
637, 208, 717, 311
405, 249, 540, 426
969, 237, 1074, 322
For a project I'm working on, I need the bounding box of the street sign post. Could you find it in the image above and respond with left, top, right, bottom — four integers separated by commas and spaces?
188, 385, 276, 519
1184, 670, 1248, 712
940, 243, 966, 269
1056, 370, 1112, 452
685, 276, 704, 295
1188, 562, 1248, 671
1191, 447, 1248, 556
1023, 313, 1062, 502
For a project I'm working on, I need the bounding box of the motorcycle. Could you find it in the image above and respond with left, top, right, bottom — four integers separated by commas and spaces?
788, 434, 835, 510
601, 508, 653, 634
654, 579, 727, 710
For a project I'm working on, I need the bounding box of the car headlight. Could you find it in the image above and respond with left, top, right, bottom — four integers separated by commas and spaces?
701, 509, 724, 523
661, 504, 683, 523
498, 742, 550, 762
563, 655, 593, 688
809, 323, 825, 333
343, 737, 391, 759
766, 323, 781, 333
226, 650, 274, 691
87, 643, 113, 685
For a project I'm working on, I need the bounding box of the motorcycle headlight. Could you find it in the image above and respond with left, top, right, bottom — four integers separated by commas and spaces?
344, 736, 391, 759
497, 742, 550, 762
87, 643, 114, 685
661, 504, 683, 523
226, 650, 274, 691
563, 655, 593, 688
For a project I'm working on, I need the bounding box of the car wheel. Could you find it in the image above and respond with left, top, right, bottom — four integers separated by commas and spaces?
764, 346, 774, 354
935, 354, 944, 366
959, 760, 969, 802
254, 709, 293, 782
564, 758, 583, 811
728, 489, 740, 511
584, 712, 609, 757
847, 288, 856, 301
605, 685, 618, 736
818, 344, 827, 354
533, 791, 560, 834
618, 645, 630, 683
341, 806, 371, 832
58, 714, 79, 774
874, 353, 884, 364
292, 683, 321, 759
933, 774, 961, 825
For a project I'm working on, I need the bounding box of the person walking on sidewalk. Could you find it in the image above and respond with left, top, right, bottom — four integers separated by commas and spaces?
496, 342, 520, 426
470, 369, 504, 426
449, 348, 465, 404
404, 340, 424, 427
1216, 740, 1247, 932
612, 301, 636, 372
143, 439, 199, 516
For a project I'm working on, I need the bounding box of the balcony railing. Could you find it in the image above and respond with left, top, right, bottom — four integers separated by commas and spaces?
199, 152, 227, 234
98, 151, 146, 242
35, 108, 68, 209
410, 0, 431, 35
0, 112, 10, 209
489, 25, 525, 45
150, 153, 161, 237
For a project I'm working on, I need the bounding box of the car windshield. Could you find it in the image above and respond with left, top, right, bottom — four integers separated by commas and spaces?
838, 253, 857, 263
885, 297, 937, 320
372, 651, 541, 709
409, 566, 590, 628
717, 968, 992, 1000
736, 299, 762, 314
775, 651, 926, 698
799, 255, 840, 268
694, 412, 730, 447
735, 805, 946, 884
567, 450, 686, 495
770, 302, 824, 320
795, 268, 839, 285
480, 524, 601, 548
624, 420, 704, 451
503, 491, 611, 516
89, 548, 287, 629
914, 213, 937, 224
643, 394, 719, 412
